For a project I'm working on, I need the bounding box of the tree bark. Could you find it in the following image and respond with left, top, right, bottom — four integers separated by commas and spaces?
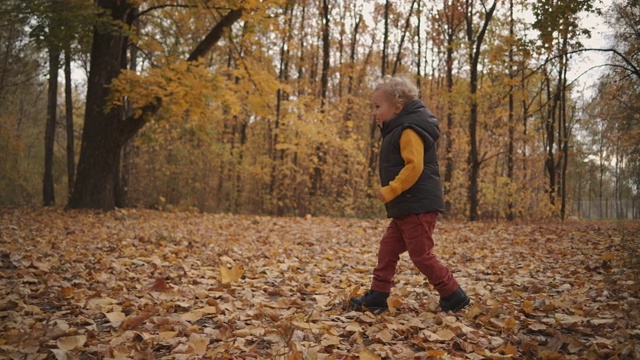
391, 0, 417, 75
43, 46, 60, 206
443, 0, 461, 215
506, 0, 515, 221
465, 0, 497, 221
320, 0, 330, 106
116, 7, 139, 208
381, 0, 390, 76
64, 43, 75, 201
67, 1, 242, 210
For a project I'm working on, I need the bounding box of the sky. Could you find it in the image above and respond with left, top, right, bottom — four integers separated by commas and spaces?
568, 0, 616, 98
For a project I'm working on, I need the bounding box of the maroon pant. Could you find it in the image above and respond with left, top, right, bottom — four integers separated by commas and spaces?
371, 212, 459, 297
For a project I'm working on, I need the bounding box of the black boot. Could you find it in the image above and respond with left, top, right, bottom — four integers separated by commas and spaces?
439, 286, 470, 312
349, 289, 389, 313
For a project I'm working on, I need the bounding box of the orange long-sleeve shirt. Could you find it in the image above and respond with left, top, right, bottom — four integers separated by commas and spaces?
379, 128, 424, 203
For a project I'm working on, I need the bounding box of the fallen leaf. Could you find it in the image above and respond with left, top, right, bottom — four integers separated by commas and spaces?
148, 277, 171, 292
180, 311, 203, 322
359, 350, 381, 360
377, 329, 393, 343
345, 321, 362, 332
435, 328, 456, 341
105, 311, 126, 323
220, 263, 244, 283
120, 311, 154, 330
321, 334, 341, 346
56, 335, 86, 351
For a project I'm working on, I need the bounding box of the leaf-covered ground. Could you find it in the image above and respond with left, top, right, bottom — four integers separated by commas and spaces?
1, 208, 638, 359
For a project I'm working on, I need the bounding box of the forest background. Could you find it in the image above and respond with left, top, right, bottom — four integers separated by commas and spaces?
0, 0, 638, 221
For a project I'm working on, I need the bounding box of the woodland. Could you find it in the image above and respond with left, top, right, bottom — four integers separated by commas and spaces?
0, 0, 637, 220
1, 0, 640, 359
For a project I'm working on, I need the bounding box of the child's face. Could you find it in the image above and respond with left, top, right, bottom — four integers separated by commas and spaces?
372, 89, 403, 126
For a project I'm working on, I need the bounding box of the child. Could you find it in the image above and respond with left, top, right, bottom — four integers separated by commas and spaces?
349, 75, 469, 313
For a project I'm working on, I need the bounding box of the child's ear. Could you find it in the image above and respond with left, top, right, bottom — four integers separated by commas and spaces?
394, 101, 404, 114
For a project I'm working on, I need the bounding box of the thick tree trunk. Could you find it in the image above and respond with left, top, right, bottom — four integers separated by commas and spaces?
43, 46, 60, 206
67, 0, 130, 210
64, 44, 75, 201
67, 2, 242, 210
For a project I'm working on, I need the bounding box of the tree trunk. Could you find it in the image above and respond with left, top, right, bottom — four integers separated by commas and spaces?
415, 0, 422, 90
465, 0, 497, 221
368, 0, 391, 192
543, 68, 556, 207
271, 3, 294, 215
506, 0, 515, 221
116, 7, 139, 208
67, 1, 242, 210
443, 0, 460, 215
67, 0, 131, 210
320, 0, 330, 106
64, 43, 75, 202
43, 46, 60, 206
391, 0, 417, 75
381, 0, 390, 76
559, 53, 570, 220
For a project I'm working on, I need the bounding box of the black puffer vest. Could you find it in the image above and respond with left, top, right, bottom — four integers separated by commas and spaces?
379, 99, 445, 218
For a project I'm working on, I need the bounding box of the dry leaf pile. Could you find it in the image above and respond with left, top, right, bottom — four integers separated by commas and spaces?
0, 208, 638, 359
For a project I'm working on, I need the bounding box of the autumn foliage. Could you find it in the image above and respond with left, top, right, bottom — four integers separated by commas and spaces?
1, 208, 638, 358
1, 1, 637, 219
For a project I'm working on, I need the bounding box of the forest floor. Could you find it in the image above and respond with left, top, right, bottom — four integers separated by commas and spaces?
0, 207, 639, 359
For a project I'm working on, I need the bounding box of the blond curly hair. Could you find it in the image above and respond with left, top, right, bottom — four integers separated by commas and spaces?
373, 75, 420, 104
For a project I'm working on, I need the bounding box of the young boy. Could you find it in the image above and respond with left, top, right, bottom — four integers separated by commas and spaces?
349, 75, 469, 313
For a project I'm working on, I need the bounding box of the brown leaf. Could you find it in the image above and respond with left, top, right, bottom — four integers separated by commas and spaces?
148, 277, 171, 292
359, 350, 381, 360
56, 335, 86, 351
119, 310, 154, 330
219, 263, 244, 283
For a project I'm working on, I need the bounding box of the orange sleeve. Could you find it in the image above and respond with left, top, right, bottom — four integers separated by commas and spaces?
379, 128, 424, 203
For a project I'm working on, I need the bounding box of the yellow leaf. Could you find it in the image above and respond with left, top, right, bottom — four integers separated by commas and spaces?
220, 263, 244, 284
359, 350, 381, 360
105, 311, 126, 323
377, 329, 393, 343
435, 328, 455, 341
387, 297, 403, 314
504, 317, 517, 329
345, 321, 362, 332
522, 299, 534, 314
188, 335, 209, 356
56, 335, 86, 351
601, 252, 614, 261
427, 349, 447, 357
503, 343, 518, 356
197, 306, 218, 314
180, 311, 203, 322
464, 302, 482, 319
158, 331, 179, 340
321, 334, 341, 346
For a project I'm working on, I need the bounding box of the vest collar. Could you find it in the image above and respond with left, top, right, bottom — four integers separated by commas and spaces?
380, 99, 424, 137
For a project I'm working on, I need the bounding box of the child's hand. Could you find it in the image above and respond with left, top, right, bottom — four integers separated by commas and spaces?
376, 189, 386, 203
